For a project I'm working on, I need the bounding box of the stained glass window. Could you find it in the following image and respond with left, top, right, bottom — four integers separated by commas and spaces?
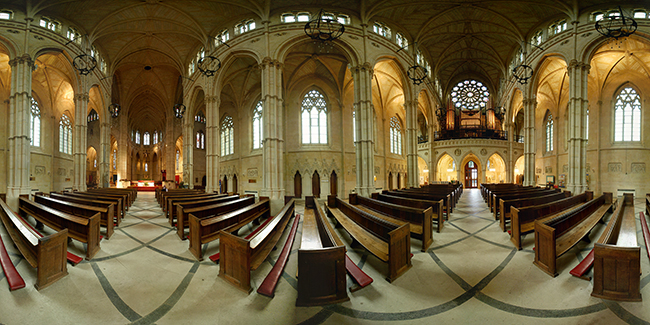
221, 116, 234, 156
59, 113, 72, 154
614, 87, 641, 142
546, 113, 554, 152
301, 90, 327, 144
253, 101, 263, 149
390, 116, 402, 155
451, 80, 490, 111
31, 98, 41, 147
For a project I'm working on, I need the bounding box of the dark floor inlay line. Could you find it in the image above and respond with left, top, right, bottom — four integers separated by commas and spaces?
476, 292, 606, 318
298, 308, 335, 325
91, 262, 142, 322
602, 299, 650, 325
130, 263, 201, 325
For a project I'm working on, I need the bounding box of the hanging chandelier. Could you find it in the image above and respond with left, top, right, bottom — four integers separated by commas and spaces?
73, 54, 97, 75
108, 104, 120, 118
304, 9, 345, 42
174, 103, 186, 119
595, 7, 637, 40
512, 64, 534, 84
407, 65, 428, 85
197, 56, 221, 77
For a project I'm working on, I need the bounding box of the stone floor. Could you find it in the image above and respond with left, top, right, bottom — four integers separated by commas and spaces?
0, 189, 649, 324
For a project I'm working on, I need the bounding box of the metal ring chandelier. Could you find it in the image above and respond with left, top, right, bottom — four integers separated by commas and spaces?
197, 56, 221, 77
512, 64, 534, 84
73, 54, 97, 75
304, 10, 345, 42
173, 103, 186, 119
108, 104, 120, 118
595, 8, 637, 40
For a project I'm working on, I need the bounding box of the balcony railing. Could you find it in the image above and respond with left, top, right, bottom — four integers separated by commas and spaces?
514, 135, 524, 143
434, 128, 507, 141
417, 135, 428, 144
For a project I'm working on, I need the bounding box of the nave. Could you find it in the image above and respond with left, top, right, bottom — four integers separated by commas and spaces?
1, 190, 649, 324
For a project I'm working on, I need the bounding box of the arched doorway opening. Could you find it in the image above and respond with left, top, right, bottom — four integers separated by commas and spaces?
388, 172, 393, 190
436, 154, 457, 182
330, 170, 337, 196
312, 171, 320, 198
294, 171, 302, 198
232, 174, 238, 193
514, 156, 525, 184
418, 156, 429, 185
397, 173, 402, 189
486, 154, 506, 184
464, 161, 479, 188
222, 175, 228, 193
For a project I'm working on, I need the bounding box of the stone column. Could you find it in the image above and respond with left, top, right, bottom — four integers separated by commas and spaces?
73, 91, 89, 191
6, 55, 34, 209
351, 63, 375, 197
523, 97, 536, 186
205, 95, 220, 193
165, 112, 176, 185
260, 58, 285, 214
99, 121, 110, 187
404, 99, 419, 188
116, 112, 129, 187
566, 60, 589, 194
506, 121, 513, 183
182, 113, 194, 189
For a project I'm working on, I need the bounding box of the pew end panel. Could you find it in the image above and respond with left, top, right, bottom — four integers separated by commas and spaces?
533, 220, 558, 277
296, 246, 348, 306
35, 229, 69, 290
387, 223, 412, 282
592, 244, 641, 301
510, 207, 523, 250
219, 232, 253, 293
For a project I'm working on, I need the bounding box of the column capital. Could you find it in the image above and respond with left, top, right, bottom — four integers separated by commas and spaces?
8, 54, 34, 68
261, 57, 283, 69
74, 93, 90, 102
349, 62, 373, 75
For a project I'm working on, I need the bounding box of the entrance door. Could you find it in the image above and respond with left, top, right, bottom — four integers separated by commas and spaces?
464, 161, 478, 188
312, 171, 321, 198
294, 171, 302, 198
330, 171, 337, 196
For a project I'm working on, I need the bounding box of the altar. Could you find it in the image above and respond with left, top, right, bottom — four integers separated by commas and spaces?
127, 180, 159, 192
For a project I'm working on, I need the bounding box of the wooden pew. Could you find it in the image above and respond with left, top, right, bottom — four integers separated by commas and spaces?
383, 190, 452, 217
158, 189, 203, 206
510, 191, 594, 250
19, 197, 101, 260
85, 189, 134, 207
372, 193, 444, 233
63, 192, 125, 221
592, 193, 641, 301
350, 193, 433, 252
326, 195, 412, 282
188, 199, 271, 260
533, 192, 613, 276
400, 187, 459, 207
164, 192, 219, 212
498, 191, 571, 231
219, 199, 295, 293
88, 188, 137, 205
493, 188, 558, 219
49, 193, 118, 227
488, 187, 540, 211
481, 183, 519, 201
166, 193, 225, 217
297, 197, 349, 306
35, 195, 115, 239
176, 196, 254, 240
174, 194, 240, 227
0, 198, 68, 290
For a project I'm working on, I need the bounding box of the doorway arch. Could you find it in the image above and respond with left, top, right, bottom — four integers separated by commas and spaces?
312, 171, 321, 198
464, 160, 479, 188
294, 171, 302, 198
330, 170, 337, 196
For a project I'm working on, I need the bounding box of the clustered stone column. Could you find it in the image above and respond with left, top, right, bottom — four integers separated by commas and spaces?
182, 107, 194, 189
7, 54, 34, 209
260, 57, 285, 214
505, 120, 513, 183
73, 91, 89, 191
99, 120, 110, 187
523, 96, 536, 187
164, 110, 176, 185
566, 60, 589, 195
205, 94, 220, 193
404, 99, 419, 188
351, 63, 375, 197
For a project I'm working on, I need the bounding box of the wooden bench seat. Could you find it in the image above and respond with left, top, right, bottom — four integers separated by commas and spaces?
400, 188, 459, 207
481, 183, 520, 201
188, 199, 271, 260
297, 197, 349, 306
49, 193, 118, 227
350, 193, 432, 251
383, 190, 452, 216
488, 187, 541, 211
326, 195, 411, 282
63, 192, 125, 221
19, 197, 101, 260
0, 198, 68, 290
174, 195, 242, 237
84, 189, 133, 207
219, 199, 295, 293
158, 189, 203, 206
510, 191, 594, 250
533, 192, 613, 276
167, 193, 226, 221
493, 188, 559, 220
592, 193, 641, 301
372, 193, 444, 233
177, 196, 254, 240
35, 195, 115, 239
88, 188, 136, 205
498, 191, 571, 231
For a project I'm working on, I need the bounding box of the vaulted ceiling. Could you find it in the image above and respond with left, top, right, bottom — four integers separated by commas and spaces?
6, 0, 631, 126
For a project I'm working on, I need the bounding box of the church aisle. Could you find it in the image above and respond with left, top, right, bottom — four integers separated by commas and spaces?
0, 190, 647, 324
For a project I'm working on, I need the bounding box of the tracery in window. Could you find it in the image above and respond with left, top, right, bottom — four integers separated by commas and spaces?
135, 131, 141, 144
176, 150, 180, 170
396, 33, 408, 49
196, 130, 205, 150
145, 163, 148, 172
451, 80, 490, 111
545, 113, 554, 152
112, 150, 117, 170
235, 19, 256, 34
221, 116, 234, 156
31, 98, 41, 147
390, 116, 402, 155
352, 109, 356, 145
87, 109, 98, 122
59, 113, 72, 154
614, 87, 641, 142
301, 90, 327, 144
195, 112, 205, 123
216, 29, 230, 46
144, 132, 150, 146
39, 16, 60, 32
532, 30, 543, 45
67, 27, 81, 44
253, 101, 263, 149
153, 131, 158, 144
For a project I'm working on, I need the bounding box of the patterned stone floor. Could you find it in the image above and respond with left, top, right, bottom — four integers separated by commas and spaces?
0, 190, 649, 324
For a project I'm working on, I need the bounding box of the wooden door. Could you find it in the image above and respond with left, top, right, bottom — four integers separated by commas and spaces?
232, 174, 238, 193
397, 173, 402, 189
312, 171, 320, 198
294, 171, 302, 198
464, 161, 478, 188
330, 171, 337, 196
223, 175, 228, 193
388, 172, 393, 190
